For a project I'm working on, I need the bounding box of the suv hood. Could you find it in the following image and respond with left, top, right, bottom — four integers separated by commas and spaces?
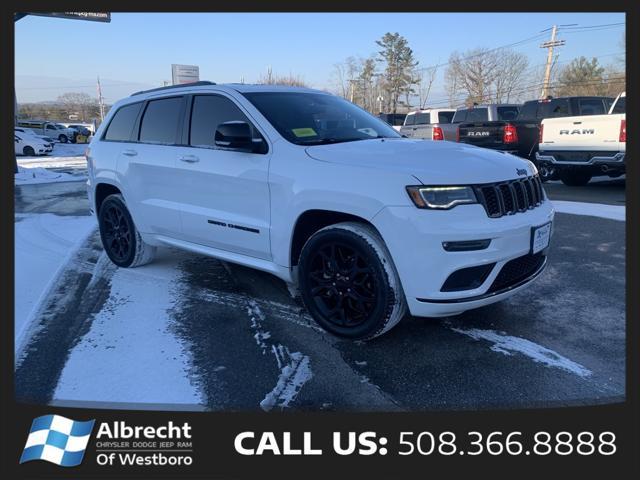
305, 138, 534, 184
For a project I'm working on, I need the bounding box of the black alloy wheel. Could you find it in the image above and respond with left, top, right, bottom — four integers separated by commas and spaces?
307, 241, 378, 329
100, 202, 133, 264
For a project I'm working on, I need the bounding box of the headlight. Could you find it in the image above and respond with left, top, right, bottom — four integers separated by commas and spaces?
406, 185, 478, 209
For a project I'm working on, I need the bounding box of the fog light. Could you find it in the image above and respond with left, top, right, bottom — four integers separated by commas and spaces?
442, 239, 491, 252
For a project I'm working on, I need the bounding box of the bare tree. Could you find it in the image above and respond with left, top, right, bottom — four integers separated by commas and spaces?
445, 48, 499, 105
415, 66, 438, 108
331, 56, 362, 99
257, 67, 309, 87
493, 50, 529, 103
56, 92, 99, 122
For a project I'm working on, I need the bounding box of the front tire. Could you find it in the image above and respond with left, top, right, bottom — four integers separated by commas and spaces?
298, 222, 407, 340
98, 194, 156, 268
23, 146, 35, 156
560, 171, 592, 186
59, 134, 68, 143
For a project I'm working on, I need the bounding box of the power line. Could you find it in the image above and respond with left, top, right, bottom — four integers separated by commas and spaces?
415, 31, 548, 73
559, 22, 624, 30
420, 75, 625, 108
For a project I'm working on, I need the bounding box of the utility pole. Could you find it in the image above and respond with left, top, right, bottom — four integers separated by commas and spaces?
96, 76, 105, 121
539, 25, 566, 99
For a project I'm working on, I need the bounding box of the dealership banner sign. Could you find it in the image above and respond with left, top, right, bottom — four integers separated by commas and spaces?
23, 12, 111, 22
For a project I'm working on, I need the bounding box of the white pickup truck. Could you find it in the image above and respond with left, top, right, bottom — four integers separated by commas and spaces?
536, 92, 625, 186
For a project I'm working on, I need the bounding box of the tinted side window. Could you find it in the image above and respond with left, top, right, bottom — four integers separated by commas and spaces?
139, 97, 183, 144
541, 99, 570, 118
404, 114, 415, 126
393, 114, 406, 126
190, 95, 252, 148
452, 109, 468, 123
414, 113, 429, 125
466, 108, 488, 122
497, 106, 520, 121
104, 103, 143, 141
437, 111, 454, 124
611, 97, 625, 114
578, 98, 606, 116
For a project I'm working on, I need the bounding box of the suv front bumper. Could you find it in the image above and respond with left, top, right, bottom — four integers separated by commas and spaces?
372, 202, 554, 317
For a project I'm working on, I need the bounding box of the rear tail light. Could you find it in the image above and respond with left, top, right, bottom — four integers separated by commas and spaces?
503, 124, 518, 144
539, 124, 544, 143
619, 119, 626, 142
432, 126, 444, 141
455, 126, 460, 142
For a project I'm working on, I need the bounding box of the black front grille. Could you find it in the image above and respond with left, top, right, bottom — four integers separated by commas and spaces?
488, 253, 545, 293
476, 176, 545, 218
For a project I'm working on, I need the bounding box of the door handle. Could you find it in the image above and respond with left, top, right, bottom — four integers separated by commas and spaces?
122, 149, 138, 157
179, 155, 200, 163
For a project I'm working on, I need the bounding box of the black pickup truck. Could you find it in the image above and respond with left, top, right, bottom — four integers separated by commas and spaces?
456, 96, 614, 180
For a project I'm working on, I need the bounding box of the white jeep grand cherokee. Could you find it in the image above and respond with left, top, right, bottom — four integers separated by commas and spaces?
87, 82, 554, 340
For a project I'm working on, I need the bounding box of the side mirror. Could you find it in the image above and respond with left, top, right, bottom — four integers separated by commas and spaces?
215, 121, 258, 152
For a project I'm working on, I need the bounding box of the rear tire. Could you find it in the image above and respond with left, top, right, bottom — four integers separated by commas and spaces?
98, 194, 156, 268
298, 222, 407, 340
560, 171, 592, 186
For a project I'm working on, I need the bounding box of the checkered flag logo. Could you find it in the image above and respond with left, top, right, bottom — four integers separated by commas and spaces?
20, 415, 95, 467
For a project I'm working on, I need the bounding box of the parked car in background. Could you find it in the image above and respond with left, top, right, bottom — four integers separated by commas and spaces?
455, 97, 613, 181
88, 82, 553, 340
377, 113, 407, 131
15, 133, 49, 156
14, 127, 54, 153
399, 108, 456, 141
68, 124, 92, 137
17, 120, 77, 143
536, 92, 625, 186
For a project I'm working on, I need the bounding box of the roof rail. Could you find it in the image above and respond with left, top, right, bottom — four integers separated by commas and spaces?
130, 81, 216, 96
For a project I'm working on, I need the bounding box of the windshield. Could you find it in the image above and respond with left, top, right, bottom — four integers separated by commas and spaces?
242, 92, 401, 145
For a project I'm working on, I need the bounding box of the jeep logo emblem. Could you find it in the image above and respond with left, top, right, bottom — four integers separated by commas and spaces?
516, 168, 527, 176
559, 129, 595, 135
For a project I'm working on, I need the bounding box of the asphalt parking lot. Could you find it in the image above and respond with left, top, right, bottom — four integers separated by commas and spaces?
14, 177, 625, 411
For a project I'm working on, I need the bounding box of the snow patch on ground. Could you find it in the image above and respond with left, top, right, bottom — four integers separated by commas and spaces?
53, 258, 203, 406
551, 201, 624, 222
15, 166, 85, 185
14, 213, 96, 349
260, 345, 312, 411
450, 326, 592, 378
245, 298, 313, 411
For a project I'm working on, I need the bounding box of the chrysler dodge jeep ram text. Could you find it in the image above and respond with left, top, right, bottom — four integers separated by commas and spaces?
87, 81, 554, 340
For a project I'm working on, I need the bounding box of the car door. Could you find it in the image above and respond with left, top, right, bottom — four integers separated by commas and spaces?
116, 96, 186, 237
173, 93, 271, 260
44, 123, 59, 138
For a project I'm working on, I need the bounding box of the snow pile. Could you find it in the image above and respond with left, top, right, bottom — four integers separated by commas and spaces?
14, 213, 96, 348
15, 166, 85, 185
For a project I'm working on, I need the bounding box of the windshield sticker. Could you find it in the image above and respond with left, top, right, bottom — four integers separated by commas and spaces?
291, 128, 317, 138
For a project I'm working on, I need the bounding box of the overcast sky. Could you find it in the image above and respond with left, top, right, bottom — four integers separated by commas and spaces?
15, 12, 625, 104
